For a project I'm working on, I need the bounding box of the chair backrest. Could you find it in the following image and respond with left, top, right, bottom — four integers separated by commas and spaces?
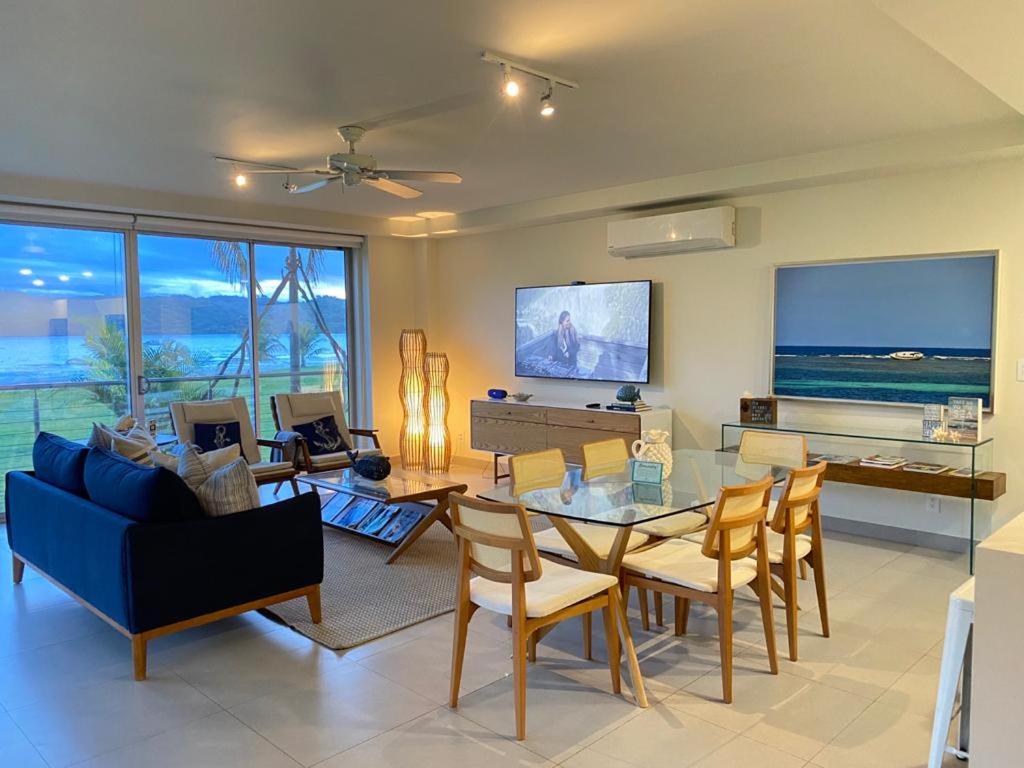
169, 397, 260, 464
582, 438, 630, 480
738, 430, 806, 469
701, 475, 773, 561
770, 460, 826, 535
272, 391, 353, 448
449, 492, 542, 584
509, 448, 567, 496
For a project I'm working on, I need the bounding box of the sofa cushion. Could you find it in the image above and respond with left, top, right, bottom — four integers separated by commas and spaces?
193, 421, 243, 454
292, 415, 349, 456
176, 443, 242, 491
84, 448, 203, 523
32, 432, 89, 496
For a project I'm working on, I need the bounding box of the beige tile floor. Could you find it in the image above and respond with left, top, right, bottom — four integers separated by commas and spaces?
0, 466, 971, 767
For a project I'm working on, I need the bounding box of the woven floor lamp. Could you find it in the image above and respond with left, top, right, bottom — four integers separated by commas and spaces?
398, 329, 427, 469
424, 351, 451, 472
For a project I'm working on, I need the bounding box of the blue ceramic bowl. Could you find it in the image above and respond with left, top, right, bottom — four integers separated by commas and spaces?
487, 388, 508, 400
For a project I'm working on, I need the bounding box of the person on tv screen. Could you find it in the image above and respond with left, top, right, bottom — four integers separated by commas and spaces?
553, 310, 580, 369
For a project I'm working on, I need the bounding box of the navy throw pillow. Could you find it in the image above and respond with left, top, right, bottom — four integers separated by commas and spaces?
32, 432, 89, 496
193, 421, 242, 454
84, 448, 203, 523
292, 415, 348, 456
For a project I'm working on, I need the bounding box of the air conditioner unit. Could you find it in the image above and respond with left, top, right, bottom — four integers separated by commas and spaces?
607, 205, 736, 258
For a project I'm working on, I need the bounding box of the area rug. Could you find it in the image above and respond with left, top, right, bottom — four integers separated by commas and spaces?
263, 522, 458, 649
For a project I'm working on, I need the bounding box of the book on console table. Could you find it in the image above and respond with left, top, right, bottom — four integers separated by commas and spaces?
903, 461, 952, 475
859, 455, 908, 469
606, 401, 652, 412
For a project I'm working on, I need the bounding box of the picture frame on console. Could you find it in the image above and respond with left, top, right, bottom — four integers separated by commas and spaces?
770, 251, 997, 411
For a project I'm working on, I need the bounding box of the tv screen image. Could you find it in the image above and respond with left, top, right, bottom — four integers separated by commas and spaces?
772, 253, 995, 408
515, 280, 651, 382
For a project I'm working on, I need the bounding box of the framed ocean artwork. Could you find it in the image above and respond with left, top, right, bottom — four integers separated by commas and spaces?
771, 252, 996, 410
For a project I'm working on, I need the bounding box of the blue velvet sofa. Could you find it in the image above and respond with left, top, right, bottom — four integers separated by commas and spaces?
5, 433, 324, 679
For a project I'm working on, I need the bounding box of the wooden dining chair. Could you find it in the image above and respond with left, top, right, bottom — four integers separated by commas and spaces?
512, 447, 648, 658
738, 430, 807, 469
582, 437, 630, 480
448, 493, 644, 740
581, 437, 709, 630
765, 460, 829, 661
620, 475, 779, 703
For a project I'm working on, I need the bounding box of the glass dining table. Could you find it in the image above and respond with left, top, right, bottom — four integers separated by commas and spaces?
479, 448, 787, 572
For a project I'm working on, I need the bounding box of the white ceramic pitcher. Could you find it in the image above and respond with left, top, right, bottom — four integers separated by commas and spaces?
631, 429, 673, 478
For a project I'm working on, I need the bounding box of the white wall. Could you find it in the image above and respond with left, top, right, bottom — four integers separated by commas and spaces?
421, 157, 1024, 541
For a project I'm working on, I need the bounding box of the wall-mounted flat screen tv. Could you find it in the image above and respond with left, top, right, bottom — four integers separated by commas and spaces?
772, 252, 996, 409
515, 280, 651, 383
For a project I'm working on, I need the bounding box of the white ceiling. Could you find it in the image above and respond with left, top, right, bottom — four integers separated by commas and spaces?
0, 0, 1019, 221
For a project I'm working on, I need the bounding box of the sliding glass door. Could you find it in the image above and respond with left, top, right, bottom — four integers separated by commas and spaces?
253, 243, 350, 441
136, 234, 254, 432
0, 221, 129, 504
0, 218, 355, 506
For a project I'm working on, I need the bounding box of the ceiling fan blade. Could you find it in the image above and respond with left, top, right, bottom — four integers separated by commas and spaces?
375, 170, 462, 184
242, 168, 323, 175
290, 175, 343, 194
363, 178, 423, 199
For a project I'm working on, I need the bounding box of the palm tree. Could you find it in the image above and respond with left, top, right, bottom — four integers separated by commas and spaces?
206, 242, 347, 396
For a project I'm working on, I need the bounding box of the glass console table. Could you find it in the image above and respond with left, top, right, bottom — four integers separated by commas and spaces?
721, 421, 1005, 573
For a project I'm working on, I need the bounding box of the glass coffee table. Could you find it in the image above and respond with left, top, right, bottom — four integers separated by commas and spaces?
298, 467, 468, 564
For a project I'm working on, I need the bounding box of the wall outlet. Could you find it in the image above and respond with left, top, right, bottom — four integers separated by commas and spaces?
1017, 359, 1024, 382
925, 495, 940, 515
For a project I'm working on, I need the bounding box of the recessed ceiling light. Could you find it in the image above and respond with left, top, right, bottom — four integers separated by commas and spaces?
58, 275, 70, 282
18, 268, 31, 276
415, 211, 454, 220
31, 278, 44, 287
389, 216, 423, 222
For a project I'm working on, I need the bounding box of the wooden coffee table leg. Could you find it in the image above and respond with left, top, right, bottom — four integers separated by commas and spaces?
385, 485, 466, 564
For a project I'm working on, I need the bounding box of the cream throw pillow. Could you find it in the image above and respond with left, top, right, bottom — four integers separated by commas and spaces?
194, 458, 260, 516
175, 443, 242, 491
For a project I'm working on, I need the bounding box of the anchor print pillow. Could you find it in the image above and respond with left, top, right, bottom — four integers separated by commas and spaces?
292, 415, 348, 456
193, 421, 243, 455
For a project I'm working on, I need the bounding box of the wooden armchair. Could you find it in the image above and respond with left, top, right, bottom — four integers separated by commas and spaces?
169, 396, 299, 494
271, 391, 381, 473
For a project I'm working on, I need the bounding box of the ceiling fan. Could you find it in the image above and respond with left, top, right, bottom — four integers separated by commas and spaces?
218, 125, 462, 199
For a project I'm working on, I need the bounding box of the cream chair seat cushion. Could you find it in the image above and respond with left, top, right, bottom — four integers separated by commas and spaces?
470, 560, 618, 618
533, 523, 647, 562
763, 531, 812, 564
622, 539, 758, 593
308, 448, 383, 469
250, 460, 295, 478
635, 511, 707, 538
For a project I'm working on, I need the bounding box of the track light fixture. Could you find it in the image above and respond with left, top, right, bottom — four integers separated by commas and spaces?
482, 51, 577, 118
539, 81, 555, 117
501, 64, 520, 97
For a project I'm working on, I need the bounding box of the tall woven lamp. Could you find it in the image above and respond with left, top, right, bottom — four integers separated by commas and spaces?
424, 351, 451, 472
398, 329, 428, 469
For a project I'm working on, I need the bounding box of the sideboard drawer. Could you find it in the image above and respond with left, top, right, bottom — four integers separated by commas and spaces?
471, 400, 548, 424
546, 407, 638, 434
470, 417, 547, 455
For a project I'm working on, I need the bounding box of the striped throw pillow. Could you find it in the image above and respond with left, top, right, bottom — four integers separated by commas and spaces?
195, 458, 260, 517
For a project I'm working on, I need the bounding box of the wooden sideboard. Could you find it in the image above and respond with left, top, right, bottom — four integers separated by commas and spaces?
470, 398, 672, 466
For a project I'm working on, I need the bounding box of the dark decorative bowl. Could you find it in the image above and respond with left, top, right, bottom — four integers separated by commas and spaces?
487, 388, 508, 400
348, 452, 392, 481
616, 384, 642, 403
